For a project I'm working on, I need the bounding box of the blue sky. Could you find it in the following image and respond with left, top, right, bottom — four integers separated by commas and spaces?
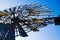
0, 0, 60, 40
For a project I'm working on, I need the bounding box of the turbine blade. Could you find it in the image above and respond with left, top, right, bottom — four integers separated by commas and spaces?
18, 6, 21, 9
4, 10, 9, 13
14, 17, 28, 37
28, 26, 39, 31
17, 24, 28, 37
13, 7, 16, 12
9, 8, 12, 12
0, 11, 8, 17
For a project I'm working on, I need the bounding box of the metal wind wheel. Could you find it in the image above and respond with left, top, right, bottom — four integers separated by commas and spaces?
0, 4, 60, 40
